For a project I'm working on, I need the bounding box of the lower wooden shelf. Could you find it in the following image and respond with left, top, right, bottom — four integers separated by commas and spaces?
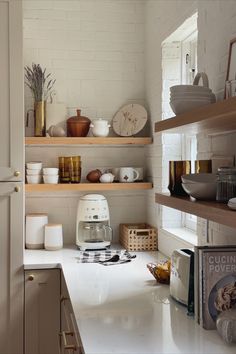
155, 193, 236, 229
25, 182, 153, 192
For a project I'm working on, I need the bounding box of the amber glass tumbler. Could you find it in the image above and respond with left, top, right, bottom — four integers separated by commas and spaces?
59, 156, 81, 183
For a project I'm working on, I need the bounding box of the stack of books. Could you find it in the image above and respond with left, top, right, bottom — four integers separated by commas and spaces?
194, 245, 236, 330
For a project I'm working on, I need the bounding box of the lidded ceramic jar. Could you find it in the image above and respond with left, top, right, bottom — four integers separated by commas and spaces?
90, 119, 111, 137
67, 109, 91, 137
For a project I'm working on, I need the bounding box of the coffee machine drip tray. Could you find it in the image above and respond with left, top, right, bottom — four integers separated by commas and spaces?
78, 240, 111, 251
84, 239, 103, 243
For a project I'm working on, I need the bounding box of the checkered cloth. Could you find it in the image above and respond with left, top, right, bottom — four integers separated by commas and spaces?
77, 249, 136, 266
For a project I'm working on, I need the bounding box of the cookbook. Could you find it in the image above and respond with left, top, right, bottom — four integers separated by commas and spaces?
195, 246, 236, 329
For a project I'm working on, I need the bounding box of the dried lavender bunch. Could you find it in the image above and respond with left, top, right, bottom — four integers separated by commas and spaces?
24, 63, 56, 102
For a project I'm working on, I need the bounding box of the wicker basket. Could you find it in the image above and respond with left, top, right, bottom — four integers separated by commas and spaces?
119, 223, 157, 251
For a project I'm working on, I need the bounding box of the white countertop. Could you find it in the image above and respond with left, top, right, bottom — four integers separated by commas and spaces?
24, 247, 236, 354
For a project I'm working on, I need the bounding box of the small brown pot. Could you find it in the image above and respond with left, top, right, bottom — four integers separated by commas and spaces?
67, 109, 91, 137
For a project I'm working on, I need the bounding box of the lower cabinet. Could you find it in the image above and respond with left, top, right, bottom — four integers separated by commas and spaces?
24, 269, 84, 354
60, 273, 84, 354
24, 269, 61, 354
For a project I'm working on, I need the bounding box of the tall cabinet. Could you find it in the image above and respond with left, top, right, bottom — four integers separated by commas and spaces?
0, 1, 24, 353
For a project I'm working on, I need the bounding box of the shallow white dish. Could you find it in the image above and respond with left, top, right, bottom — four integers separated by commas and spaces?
43, 175, 59, 184
182, 182, 216, 200
26, 168, 42, 175
43, 168, 59, 175
26, 162, 43, 170
26, 175, 42, 184
181, 173, 217, 184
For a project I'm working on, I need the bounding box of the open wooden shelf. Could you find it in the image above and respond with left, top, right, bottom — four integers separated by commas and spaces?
155, 97, 236, 135
25, 137, 152, 146
25, 182, 153, 192
155, 193, 236, 229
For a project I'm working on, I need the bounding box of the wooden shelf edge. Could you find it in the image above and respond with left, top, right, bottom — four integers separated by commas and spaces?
25, 137, 152, 146
154, 97, 236, 134
155, 193, 236, 229
25, 182, 153, 192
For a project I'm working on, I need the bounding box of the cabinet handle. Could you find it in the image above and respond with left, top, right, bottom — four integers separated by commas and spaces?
28, 274, 34, 281
14, 171, 20, 177
60, 295, 69, 303
14, 186, 21, 193
59, 331, 76, 351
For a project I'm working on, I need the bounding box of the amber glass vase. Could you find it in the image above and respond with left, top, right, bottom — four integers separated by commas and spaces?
168, 161, 191, 196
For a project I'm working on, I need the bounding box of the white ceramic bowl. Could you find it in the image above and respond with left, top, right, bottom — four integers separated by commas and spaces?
182, 182, 216, 200
181, 173, 217, 200
170, 99, 212, 115
170, 85, 212, 93
181, 173, 217, 184
43, 175, 59, 184
26, 169, 42, 175
26, 175, 42, 184
43, 168, 59, 176
26, 162, 43, 170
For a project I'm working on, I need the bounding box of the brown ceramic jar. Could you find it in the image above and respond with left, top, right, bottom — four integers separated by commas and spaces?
67, 109, 91, 137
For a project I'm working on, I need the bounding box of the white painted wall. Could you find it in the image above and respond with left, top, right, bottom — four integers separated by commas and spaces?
145, 0, 236, 255
23, 0, 147, 244
24, 0, 236, 250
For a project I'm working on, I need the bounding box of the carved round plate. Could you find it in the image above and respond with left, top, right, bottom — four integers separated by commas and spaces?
112, 104, 148, 136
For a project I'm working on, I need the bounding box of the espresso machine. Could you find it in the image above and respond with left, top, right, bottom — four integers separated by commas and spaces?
76, 194, 112, 250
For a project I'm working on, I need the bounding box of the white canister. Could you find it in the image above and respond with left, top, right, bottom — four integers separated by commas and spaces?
25, 213, 48, 249
90, 119, 111, 137
119, 167, 139, 183
44, 224, 63, 251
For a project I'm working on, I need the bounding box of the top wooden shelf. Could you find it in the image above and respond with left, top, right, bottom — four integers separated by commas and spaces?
155, 97, 236, 135
25, 137, 152, 146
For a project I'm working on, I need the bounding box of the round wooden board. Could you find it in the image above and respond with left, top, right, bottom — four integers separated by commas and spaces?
112, 104, 147, 136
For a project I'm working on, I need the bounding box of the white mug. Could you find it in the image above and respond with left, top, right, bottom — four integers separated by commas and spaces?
119, 167, 139, 183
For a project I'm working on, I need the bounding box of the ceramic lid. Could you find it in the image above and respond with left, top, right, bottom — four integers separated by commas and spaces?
67, 109, 90, 123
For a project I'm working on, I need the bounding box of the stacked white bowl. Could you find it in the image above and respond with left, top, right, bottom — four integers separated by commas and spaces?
43, 168, 59, 184
170, 72, 216, 115
26, 162, 42, 184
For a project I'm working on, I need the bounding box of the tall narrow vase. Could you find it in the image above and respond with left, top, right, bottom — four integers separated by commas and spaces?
35, 101, 46, 137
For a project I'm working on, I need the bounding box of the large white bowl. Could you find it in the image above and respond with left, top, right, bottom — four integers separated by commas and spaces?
181, 173, 217, 184
170, 99, 212, 115
170, 85, 212, 93
182, 182, 217, 200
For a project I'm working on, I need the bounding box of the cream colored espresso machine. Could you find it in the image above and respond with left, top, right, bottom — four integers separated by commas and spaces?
76, 194, 112, 250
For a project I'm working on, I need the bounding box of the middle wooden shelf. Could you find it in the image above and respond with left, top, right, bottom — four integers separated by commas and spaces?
25, 182, 153, 192
155, 193, 236, 229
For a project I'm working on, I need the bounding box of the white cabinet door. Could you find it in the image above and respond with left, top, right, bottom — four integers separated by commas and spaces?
25, 269, 61, 354
0, 182, 24, 354
0, 0, 24, 181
